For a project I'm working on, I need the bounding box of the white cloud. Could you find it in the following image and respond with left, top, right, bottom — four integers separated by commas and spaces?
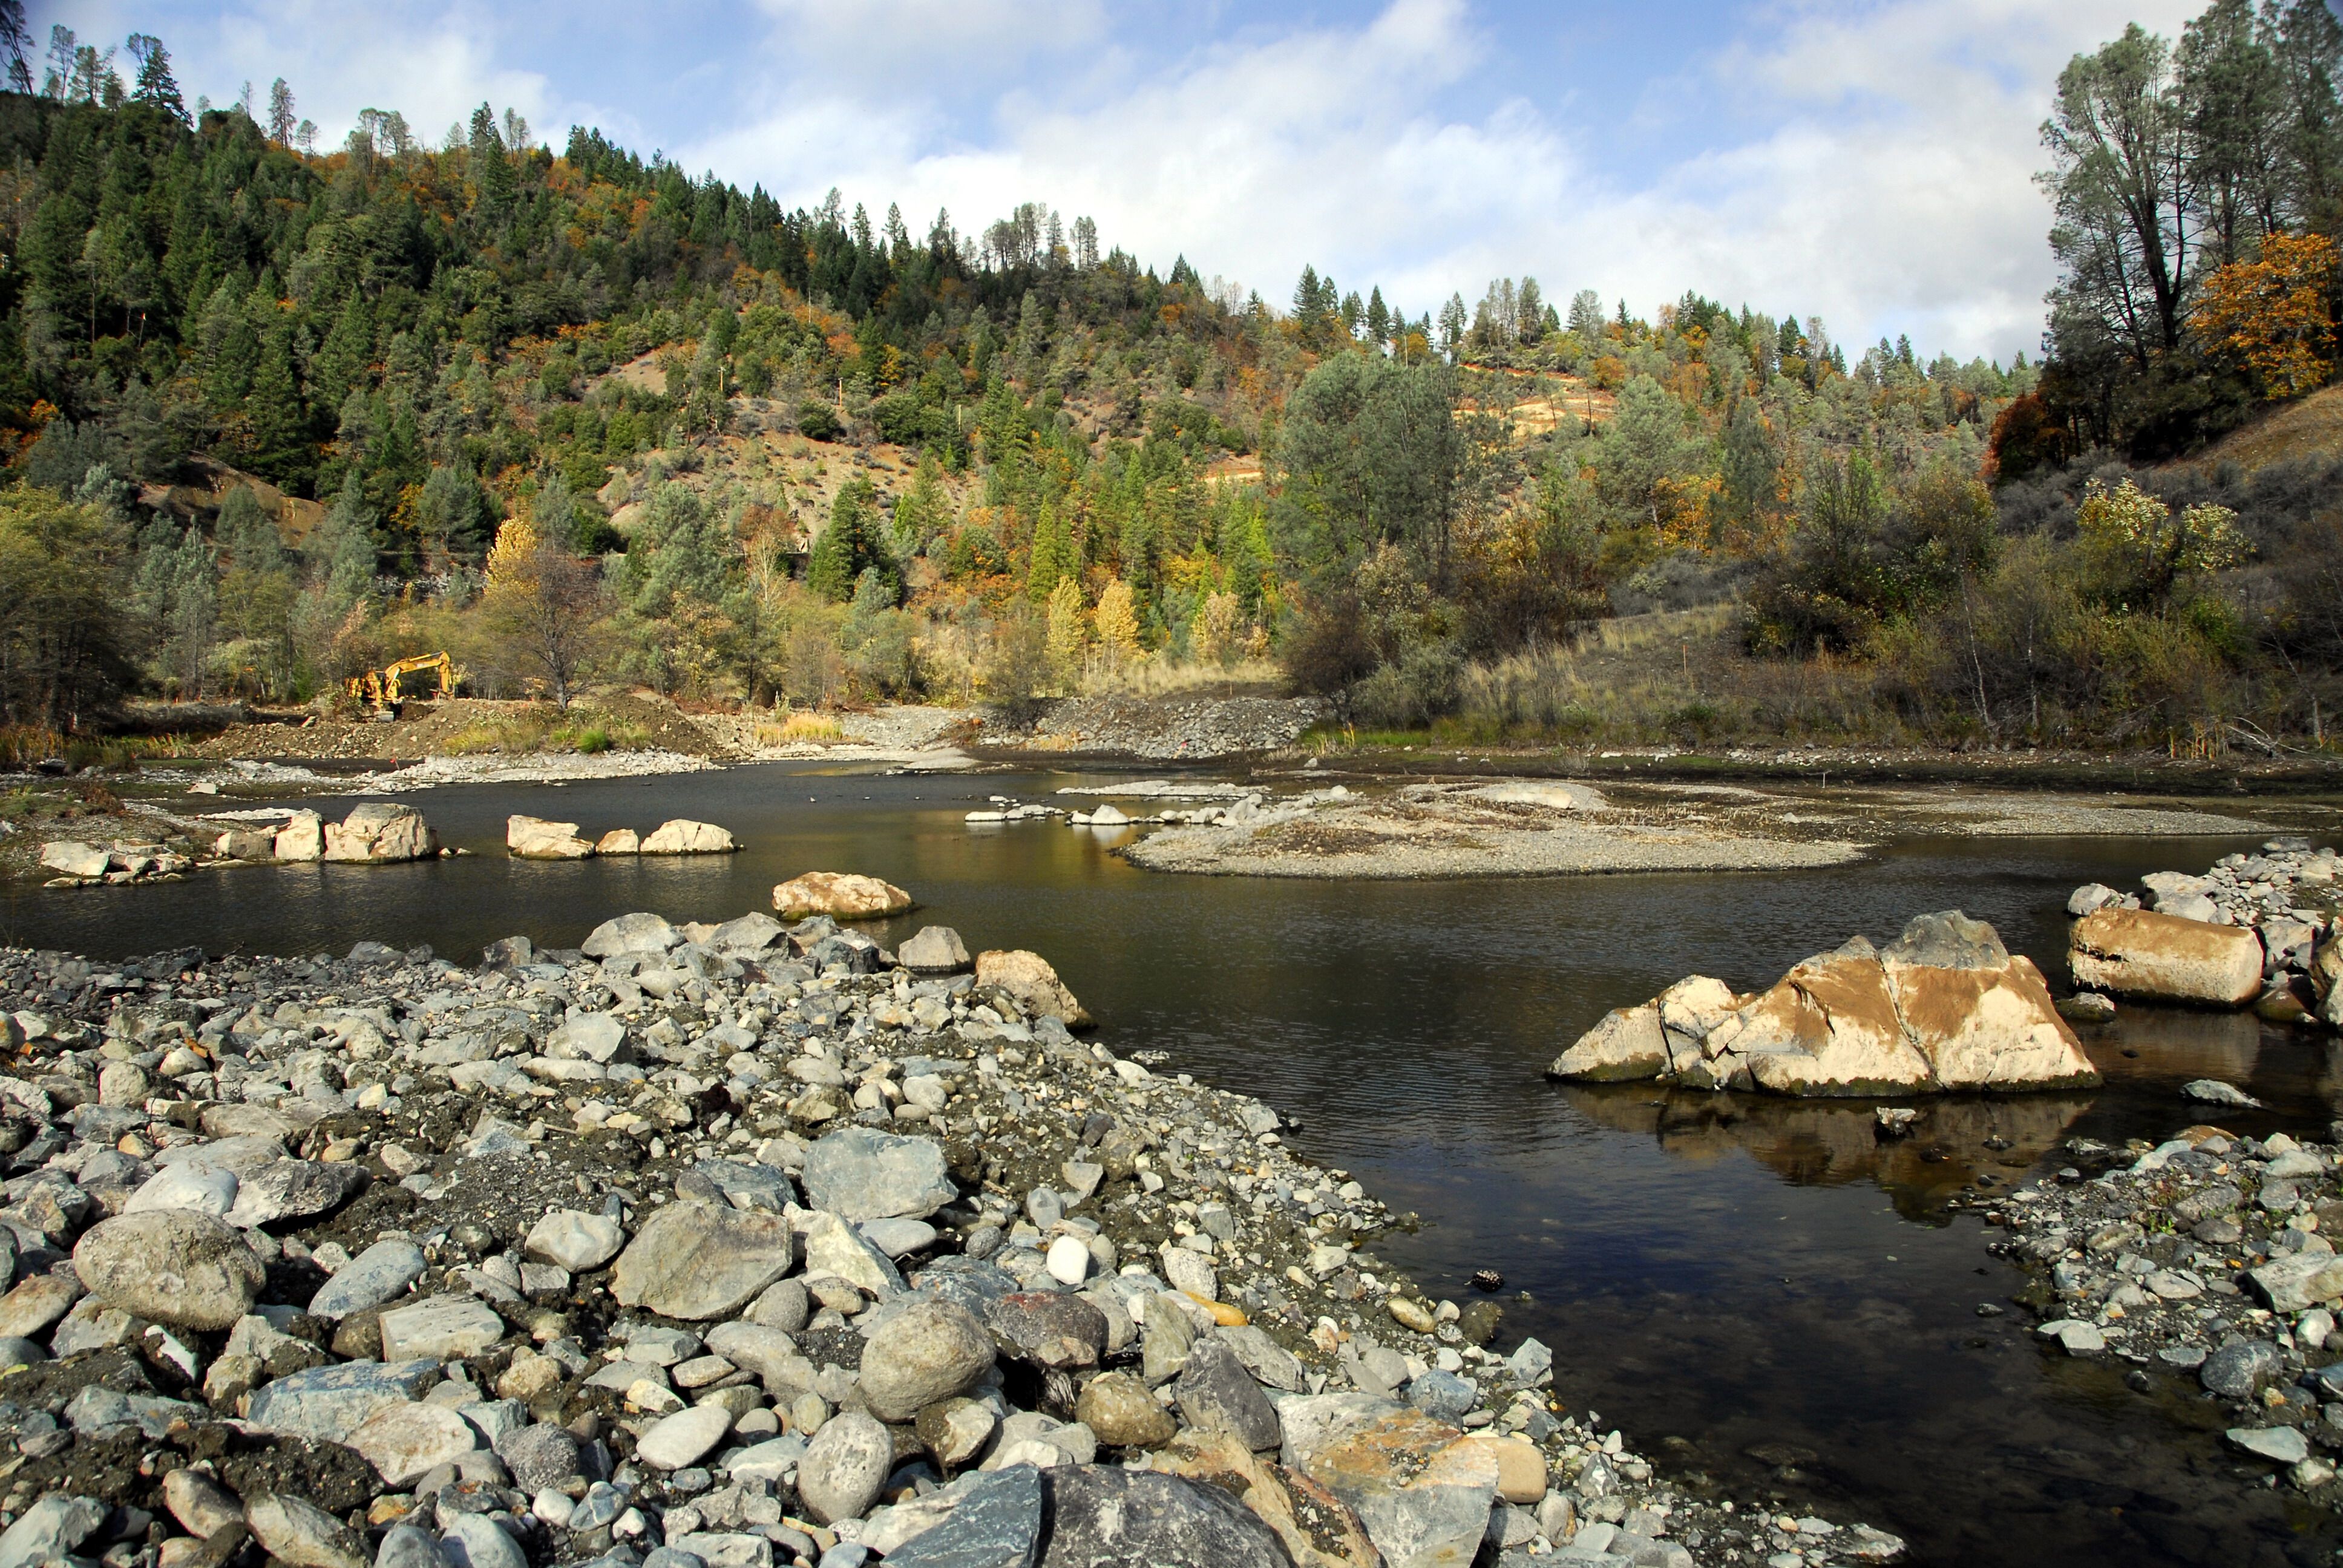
678, 0, 2216, 359
68, 0, 590, 150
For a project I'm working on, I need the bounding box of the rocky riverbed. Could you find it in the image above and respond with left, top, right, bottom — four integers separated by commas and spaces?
1978, 1121, 2343, 1501
0, 912, 1907, 1568
1118, 776, 2295, 882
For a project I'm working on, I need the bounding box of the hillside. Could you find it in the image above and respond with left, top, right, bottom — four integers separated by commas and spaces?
19, 33, 2327, 763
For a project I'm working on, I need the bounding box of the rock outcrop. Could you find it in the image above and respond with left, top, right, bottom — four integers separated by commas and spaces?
2069, 907, 2265, 1007
1552, 911, 2098, 1096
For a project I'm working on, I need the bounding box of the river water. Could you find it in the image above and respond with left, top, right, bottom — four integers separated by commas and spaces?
5, 763, 2338, 1567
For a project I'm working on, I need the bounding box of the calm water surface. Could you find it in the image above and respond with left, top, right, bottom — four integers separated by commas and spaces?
6, 763, 2339, 1567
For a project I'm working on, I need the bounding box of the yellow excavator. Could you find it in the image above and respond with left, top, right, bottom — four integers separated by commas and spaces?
347, 653, 456, 719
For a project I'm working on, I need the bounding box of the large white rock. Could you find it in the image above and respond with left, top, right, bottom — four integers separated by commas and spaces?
1556, 912, 2097, 1098
2070, 908, 2263, 1007
506, 815, 596, 858
323, 803, 437, 863
975, 949, 1090, 1027
273, 811, 324, 863
639, 819, 738, 854
1547, 1003, 1669, 1083
39, 841, 111, 878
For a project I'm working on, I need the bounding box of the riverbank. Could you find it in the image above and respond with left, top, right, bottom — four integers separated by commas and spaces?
0, 915, 1906, 1568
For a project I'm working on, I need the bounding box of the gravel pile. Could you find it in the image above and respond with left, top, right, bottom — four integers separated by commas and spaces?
1981, 1124, 2343, 1493
0, 915, 1904, 1568
982, 694, 1326, 760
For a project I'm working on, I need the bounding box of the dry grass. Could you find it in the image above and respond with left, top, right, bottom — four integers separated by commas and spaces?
2187, 385, 2343, 472
1078, 656, 1285, 698
752, 712, 844, 745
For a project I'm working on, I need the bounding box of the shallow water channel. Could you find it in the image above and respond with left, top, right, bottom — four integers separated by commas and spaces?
7, 762, 2341, 1567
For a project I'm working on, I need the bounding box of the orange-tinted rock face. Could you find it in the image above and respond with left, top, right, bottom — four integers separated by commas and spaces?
2069, 907, 2263, 1006
1553, 912, 2102, 1097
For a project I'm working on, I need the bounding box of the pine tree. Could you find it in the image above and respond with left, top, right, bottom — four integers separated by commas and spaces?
469, 105, 514, 213
246, 325, 310, 486
308, 475, 379, 612
266, 78, 294, 143
126, 35, 185, 124
808, 482, 897, 603
1365, 287, 1391, 345
1027, 503, 1072, 603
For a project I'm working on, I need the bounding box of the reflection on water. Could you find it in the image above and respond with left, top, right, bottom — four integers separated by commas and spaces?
1561, 1085, 2096, 1220
5, 765, 2339, 1566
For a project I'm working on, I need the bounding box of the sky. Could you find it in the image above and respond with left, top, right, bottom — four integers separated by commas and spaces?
47, 0, 2215, 362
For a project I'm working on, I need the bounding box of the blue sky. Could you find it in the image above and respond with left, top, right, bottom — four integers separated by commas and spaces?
48, 0, 2207, 361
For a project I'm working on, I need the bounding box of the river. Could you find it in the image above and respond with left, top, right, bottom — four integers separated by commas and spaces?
5, 762, 2336, 1567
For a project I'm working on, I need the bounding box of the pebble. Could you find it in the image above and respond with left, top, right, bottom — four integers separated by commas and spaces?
245, 1495, 370, 1568
637, 1403, 735, 1470
797, 1411, 894, 1524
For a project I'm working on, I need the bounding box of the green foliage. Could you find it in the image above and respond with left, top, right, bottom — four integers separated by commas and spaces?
1272, 353, 1459, 579
0, 487, 134, 728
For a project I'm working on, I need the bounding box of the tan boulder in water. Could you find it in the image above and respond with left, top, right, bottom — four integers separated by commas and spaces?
2069, 907, 2263, 1007
1546, 1002, 1670, 1082
507, 815, 595, 859
1723, 938, 1936, 1096
595, 829, 641, 855
1551, 911, 2099, 1097
773, 872, 913, 920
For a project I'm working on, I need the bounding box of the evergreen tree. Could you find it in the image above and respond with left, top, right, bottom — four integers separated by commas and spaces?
1027, 503, 1073, 603
469, 104, 514, 212
126, 35, 185, 124
807, 481, 897, 603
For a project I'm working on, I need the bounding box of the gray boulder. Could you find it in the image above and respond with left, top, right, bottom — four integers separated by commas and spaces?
582, 913, 682, 958
74, 1210, 264, 1330
1037, 1467, 1288, 1568
802, 1128, 957, 1221
245, 1358, 443, 1440
1173, 1339, 1281, 1452
226, 1159, 368, 1228
859, 1299, 996, 1422
524, 1209, 626, 1272
309, 1238, 427, 1318
883, 1466, 1042, 1567
611, 1201, 796, 1319
2203, 1338, 2284, 1399
0, 1495, 106, 1568
900, 927, 972, 975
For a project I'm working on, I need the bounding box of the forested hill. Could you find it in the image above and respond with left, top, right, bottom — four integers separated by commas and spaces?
11, 14, 2339, 761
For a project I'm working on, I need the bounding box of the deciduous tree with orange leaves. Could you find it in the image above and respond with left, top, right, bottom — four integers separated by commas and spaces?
2189, 232, 2340, 400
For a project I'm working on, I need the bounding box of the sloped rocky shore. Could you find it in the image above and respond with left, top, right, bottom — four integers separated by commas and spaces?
0, 912, 1906, 1568
1982, 1123, 2343, 1501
